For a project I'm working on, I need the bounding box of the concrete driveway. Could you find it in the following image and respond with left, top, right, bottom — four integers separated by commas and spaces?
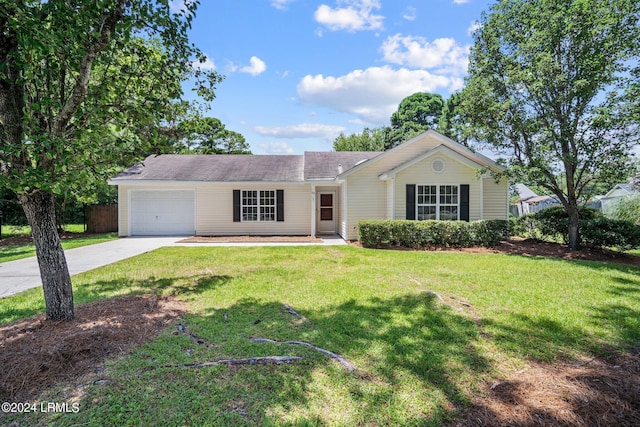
0, 237, 180, 298
0, 235, 346, 298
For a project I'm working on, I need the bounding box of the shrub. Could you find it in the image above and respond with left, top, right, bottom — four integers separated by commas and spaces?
357, 219, 510, 248
532, 206, 601, 243
612, 194, 640, 225
580, 217, 640, 250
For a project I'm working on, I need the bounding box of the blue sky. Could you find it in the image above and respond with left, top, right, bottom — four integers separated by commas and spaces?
171, 0, 491, 154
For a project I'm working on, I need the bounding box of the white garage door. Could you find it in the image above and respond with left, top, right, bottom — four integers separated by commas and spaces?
130, 190, 195, 236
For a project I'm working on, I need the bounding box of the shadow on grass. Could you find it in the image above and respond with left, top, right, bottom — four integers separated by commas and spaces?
0, 274, 232, 326
145, 293, 489, 425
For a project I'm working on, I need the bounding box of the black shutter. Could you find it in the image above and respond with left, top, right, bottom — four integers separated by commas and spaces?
276, 190, 284, 222
406, 184, 416, 220
460, 184, 470, 221
233, 190, 241, 222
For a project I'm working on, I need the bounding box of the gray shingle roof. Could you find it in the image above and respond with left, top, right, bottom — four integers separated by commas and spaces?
111, 154, 305, 182
111, 152, 384, 183
303, 151, 382, 180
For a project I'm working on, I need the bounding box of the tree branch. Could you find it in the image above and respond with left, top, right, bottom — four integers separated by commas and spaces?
52, 1, 125, 137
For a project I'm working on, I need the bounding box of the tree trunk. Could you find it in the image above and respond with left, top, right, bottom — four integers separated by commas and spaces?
566, 202, 580, 251
18, 190, 74, 321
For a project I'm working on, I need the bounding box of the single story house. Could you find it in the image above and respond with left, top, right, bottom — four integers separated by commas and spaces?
108, 130, 509, 240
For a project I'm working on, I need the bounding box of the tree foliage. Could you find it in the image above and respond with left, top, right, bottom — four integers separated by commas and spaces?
0, 0, 222, 320
462, 0, 640, 249
177, 116, 250, 154
388, 92, 446, 148
333, 127, 387, 152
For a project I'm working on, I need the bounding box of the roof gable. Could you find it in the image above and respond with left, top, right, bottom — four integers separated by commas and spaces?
378, 145, 487, 180
336, 130, 504, 180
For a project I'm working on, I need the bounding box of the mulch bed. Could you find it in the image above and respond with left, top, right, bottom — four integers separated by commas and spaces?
0, 295, 185, 402
454, 350, 640, 427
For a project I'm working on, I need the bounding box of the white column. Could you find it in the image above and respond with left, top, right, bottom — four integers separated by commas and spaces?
310, 185, 316, 237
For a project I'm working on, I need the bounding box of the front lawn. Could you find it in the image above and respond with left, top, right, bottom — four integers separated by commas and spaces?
0, 225, 117, 263
1, 246, 638, 425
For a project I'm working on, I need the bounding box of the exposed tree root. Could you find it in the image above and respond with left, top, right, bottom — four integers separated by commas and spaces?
163, 356, 304, 369
177, 323, 214, 347
251, 337, 357, 372
283, 303, 303, 319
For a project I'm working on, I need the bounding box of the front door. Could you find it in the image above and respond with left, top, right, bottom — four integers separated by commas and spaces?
317, 192, 336, 234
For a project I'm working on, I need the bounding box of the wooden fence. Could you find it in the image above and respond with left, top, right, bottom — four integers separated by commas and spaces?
86, 204, 118, 233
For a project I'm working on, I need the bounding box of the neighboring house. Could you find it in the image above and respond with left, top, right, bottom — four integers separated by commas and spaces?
510, 184, 563, 216
108, 130, 509, 240
510, 183, 538, 216
600, 183, 638, 217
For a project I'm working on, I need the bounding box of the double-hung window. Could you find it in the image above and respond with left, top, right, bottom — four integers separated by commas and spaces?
241, 190, 276, 222
416, 185, 459, 220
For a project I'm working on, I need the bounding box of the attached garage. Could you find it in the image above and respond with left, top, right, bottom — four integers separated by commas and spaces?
130, 190, 195, 236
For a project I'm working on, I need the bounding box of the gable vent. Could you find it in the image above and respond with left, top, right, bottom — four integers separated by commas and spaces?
431, 158, 446, 173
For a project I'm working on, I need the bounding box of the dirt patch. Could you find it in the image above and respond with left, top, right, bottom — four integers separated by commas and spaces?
0, 295, 185, 402
355, 238, 640, 266
178, 235, 323, 244
454, 349, 640, 427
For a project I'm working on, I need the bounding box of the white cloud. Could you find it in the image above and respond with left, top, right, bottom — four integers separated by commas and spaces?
314, 0, 384, 32
240, 56, 267, 76
452, 0, 470, 4
270, 0, 295, 11
253, 123, 346, 139
296, 66, 460, 124
380, 34, 469, 75
169, 0, 194, 14
191, 55, 215, 71
402, 6, 416, 21
467, 21, 481, 37
259, 142, 295, 155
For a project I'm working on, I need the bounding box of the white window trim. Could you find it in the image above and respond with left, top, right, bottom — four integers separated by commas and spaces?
416, 184, 460, 221
241, 189, 277, 222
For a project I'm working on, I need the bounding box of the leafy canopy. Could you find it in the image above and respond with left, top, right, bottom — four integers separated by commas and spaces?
0, 0, 223, 196
462, 0, 640, 248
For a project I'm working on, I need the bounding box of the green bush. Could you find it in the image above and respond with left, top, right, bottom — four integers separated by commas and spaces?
357, 219, 510, 248
580, 217, 640, 250
613, 194, 640, 225
532, 206, 601, 243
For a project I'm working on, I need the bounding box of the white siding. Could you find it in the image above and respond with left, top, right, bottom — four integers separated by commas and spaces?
196, 184, 311, 235
394, 153, 482, 221
482, 177, 509, 219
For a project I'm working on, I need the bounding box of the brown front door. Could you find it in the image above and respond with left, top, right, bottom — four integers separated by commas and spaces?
317, 192, 335, 234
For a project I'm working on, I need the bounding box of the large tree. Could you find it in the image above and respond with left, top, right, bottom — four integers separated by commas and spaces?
333, 127, 387, 152
388, 92, 446, 148
462, 0, 640, 250
178, 116, 250, 154
0, 0, 222, 320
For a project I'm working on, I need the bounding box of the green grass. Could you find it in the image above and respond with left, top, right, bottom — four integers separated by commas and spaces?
1, 246, 638, 426
0, 225, 117, 263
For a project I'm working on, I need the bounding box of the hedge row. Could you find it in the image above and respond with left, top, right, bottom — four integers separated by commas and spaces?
358, 219, 510, 249
512, 206, 640, 250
